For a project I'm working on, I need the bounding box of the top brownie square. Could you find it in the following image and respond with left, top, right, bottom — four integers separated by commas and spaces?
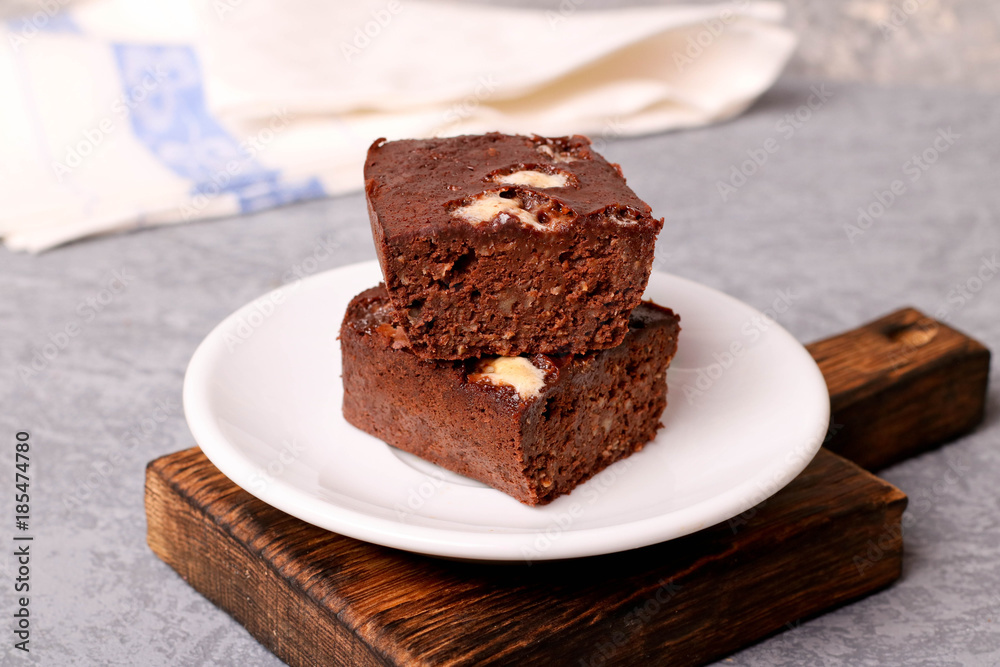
364, 133, 663, 360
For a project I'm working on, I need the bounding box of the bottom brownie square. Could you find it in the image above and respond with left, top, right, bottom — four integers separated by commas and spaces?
340, 285, 680, 506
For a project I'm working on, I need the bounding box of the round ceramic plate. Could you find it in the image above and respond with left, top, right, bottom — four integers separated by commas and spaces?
184, 260, 830, 561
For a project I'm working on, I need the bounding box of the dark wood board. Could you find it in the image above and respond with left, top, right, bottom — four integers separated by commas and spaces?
808, 307, 990, 470
146, 307, 988, 666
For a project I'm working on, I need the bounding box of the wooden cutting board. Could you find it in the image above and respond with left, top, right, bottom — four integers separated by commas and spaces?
145, 307, 989, 667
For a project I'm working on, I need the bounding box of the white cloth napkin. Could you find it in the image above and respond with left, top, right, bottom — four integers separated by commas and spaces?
0, 0, 795, 252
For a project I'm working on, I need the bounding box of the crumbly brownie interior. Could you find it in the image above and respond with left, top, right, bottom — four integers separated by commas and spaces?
341, 287, 537, 501
520, 315, 673, 504
340, 285, 679, 506
386, 221, 653, 359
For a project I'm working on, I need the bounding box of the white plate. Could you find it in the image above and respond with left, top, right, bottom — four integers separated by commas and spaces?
184, 260, 829, 561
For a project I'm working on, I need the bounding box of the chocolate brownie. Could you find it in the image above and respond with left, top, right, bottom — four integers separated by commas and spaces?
340, 285, 680, 506
364, 133, 664, 360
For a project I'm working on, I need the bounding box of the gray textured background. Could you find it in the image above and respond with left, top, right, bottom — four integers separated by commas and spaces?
3, 2, 1000, 666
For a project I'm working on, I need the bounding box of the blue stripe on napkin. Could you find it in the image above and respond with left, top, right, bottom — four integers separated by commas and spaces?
112, 43, 324, 215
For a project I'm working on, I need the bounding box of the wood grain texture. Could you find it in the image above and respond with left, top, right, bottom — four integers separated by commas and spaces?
807, 307, 990, 470
146, 448, 905, 667
145, 307, 989, 666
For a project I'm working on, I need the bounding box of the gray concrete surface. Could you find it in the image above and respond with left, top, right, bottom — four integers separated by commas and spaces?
2, 78, 999, 665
